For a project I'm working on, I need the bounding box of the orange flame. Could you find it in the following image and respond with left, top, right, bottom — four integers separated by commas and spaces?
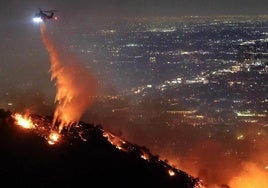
47, 131, 61, 145
103, 132, 127, 151
40, 23, 97, 132
12, 113, 35, 129
140, 153, 149, 160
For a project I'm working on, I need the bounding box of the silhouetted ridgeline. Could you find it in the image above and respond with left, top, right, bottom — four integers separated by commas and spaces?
0, 108, 200, 187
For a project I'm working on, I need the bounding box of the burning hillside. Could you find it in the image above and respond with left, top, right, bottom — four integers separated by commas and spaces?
0, 108, 203, 187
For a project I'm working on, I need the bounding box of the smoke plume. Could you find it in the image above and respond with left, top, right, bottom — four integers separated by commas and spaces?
40, 23, 97, 132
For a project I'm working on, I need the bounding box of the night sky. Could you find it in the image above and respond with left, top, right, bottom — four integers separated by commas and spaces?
1, 0, 268, 21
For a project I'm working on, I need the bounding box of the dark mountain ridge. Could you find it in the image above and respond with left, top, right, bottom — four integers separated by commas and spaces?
0, 108, 201, 187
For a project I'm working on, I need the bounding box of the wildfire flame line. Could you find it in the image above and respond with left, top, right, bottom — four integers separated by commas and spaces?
12, 112, 61, 145
11, 111, 204, 187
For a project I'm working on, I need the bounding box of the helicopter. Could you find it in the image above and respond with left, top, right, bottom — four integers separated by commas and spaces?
33, 8, 59, 23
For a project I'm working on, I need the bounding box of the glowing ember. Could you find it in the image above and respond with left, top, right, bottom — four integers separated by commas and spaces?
12, 113, 35, 129
103, 132, 127, 151
47, 131, 61, 145
236, 134, 245, 140
140, 150, 151, 160
141, 154, 149, 160
193, 180, 207, 188
168, 169, 176, 176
